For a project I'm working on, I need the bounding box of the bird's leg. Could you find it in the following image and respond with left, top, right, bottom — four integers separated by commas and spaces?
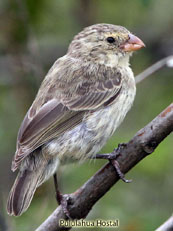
53, 173, 71, 218
92, 143, 132, 183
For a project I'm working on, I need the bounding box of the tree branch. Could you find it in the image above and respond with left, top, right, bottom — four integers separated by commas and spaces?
156, 215, 173, 231
135, 55, 173, 84
36, 103, 173, 231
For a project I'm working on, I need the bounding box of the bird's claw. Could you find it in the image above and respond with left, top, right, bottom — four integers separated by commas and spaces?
112, 143, 131, 183
110, 159, 132, 183
59, 194, 71, 219
113, 143, 127, 153
55, 192, 71, 218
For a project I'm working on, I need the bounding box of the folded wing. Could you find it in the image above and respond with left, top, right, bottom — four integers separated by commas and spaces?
12, 72, 122, 171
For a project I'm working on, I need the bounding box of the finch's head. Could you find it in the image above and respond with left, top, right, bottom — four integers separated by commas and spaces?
68, 23, 145, 65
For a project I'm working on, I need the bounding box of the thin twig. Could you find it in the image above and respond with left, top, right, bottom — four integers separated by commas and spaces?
156, 215, 173, 231
135, 55, 173, 84
36, 103, 173, 231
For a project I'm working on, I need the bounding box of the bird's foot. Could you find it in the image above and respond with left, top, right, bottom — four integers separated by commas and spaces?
53, 173, 71, 218
93, 143, 132, 183
55, 192, 71, 218
115, 142, 127, 153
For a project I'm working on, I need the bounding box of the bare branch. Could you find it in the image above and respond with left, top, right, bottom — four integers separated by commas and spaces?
135, 55, 173, 84
156, 215, 173, 231
36, 103, 173, 231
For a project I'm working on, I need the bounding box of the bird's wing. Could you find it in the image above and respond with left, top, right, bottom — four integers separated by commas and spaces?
12, 72, 122, 171
62, 77, 122, 110
12, 99, 84, 170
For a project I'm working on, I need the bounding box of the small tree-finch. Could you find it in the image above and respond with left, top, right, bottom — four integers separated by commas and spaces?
7, 24, 145, 216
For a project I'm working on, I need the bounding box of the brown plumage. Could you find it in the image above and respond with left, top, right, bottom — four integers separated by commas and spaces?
7, 23, 145, 216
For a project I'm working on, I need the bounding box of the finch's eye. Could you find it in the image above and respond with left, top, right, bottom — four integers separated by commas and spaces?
106, 37, 115, 43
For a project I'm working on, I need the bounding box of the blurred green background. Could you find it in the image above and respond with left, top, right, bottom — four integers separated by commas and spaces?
0, 0, 173, 230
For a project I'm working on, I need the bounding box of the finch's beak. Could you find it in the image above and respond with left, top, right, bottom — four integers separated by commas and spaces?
120, 34, 145, 52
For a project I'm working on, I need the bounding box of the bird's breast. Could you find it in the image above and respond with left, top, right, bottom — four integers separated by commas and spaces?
85, 78, 136, 143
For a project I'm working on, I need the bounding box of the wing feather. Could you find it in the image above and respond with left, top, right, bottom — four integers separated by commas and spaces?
12, 100, 83, 171
63, 79, 121, 110
12, 68, 122, 171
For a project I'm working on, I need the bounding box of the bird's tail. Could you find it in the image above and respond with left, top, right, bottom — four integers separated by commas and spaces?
7, 150, 59, 217
7, 167, 44, 216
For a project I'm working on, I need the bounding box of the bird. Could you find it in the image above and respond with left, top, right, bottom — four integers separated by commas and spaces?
7, 23, 145, 217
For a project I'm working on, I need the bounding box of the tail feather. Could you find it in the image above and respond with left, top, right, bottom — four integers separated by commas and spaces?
7, 153, 59, 216
7, 169, 42, 216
